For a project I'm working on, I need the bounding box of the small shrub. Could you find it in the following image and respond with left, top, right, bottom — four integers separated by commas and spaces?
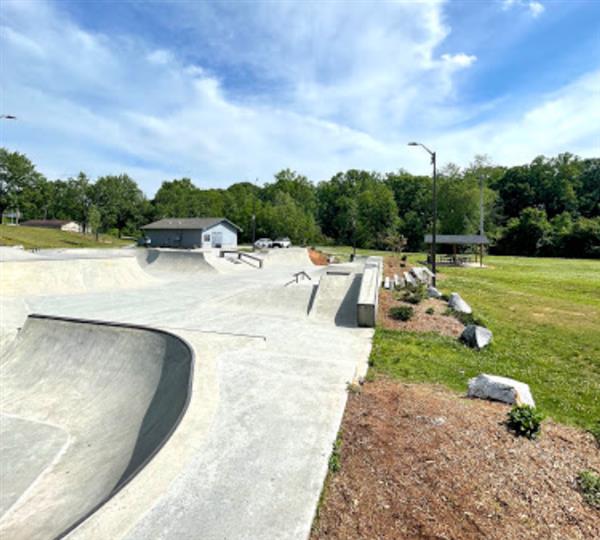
399, 282, 427, 304
328, 432, 343, 473
507, 404, 544, 439
577, 470, 600, 509
347, 382, 361, 394
389, 305, 415, 321
425, 307, 435, 315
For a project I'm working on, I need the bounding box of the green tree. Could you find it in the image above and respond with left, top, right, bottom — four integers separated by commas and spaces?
495, 207, 552, 255
385, 170, 431, 251
88, 205, 102, 240
0, 148, 48, 221
91, 174, 146, 236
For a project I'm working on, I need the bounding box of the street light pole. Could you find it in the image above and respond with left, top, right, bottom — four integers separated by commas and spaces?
408, 141, 437, 286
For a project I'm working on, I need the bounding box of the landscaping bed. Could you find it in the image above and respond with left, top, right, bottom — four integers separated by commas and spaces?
378, 288, 464, 338
311, 379, 600, 540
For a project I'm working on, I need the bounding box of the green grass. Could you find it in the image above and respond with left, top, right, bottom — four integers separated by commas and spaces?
316, 245, 399, 261
326, 248, 600, 430
0, 225, 131, 249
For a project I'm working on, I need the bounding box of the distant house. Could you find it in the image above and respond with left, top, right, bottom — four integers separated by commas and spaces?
141, 218, 241, 249
21, 220, 83, 233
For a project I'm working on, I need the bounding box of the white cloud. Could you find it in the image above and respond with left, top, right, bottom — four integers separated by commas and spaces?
502, 0, 545, 17
147, 49, 174, 65
528, 2, 545, 17
0, 0, 595, 196
441, 53, 478, 68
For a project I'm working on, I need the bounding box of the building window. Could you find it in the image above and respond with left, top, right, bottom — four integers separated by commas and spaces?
203, 233, 211, 242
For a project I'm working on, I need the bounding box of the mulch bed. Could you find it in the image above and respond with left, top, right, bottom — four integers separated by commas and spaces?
378, 288, 464, 338
311, 379, 600, 540
309, 248, 330, 265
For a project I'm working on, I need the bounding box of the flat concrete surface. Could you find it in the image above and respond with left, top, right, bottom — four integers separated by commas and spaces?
0, 247, 373, 540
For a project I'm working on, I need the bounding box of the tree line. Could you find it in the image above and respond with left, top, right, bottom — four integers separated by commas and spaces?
1, 148, 598, 257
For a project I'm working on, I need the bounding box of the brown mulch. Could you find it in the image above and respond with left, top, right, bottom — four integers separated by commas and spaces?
311, 379, 600, 540
378, 288, 464, 338
309, 248, 330, 265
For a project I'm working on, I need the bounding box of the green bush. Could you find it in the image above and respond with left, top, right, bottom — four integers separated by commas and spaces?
328, 432, 343, 473
399, 282, 427, 304
425, 307, 435, 315
389, 305, 415, 321
507, 404, 544, 439
577, 470, 600, 509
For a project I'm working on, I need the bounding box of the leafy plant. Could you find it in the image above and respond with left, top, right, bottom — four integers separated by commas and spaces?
425, 307, 435, 315
507, 404, 544, 439
389, 305, 414, 321
399, 282, 427, 305
577, 470, 600, 509
328, 432, 343, 473
346, 382, 361, 394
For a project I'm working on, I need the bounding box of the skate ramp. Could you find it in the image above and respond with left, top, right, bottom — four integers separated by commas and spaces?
260, 247, 313, 268
309, 269, 362, 327
0, 257, 159, 297
0, 315, 193, 540
0, 247, 42, 262
136, 249, 216, 276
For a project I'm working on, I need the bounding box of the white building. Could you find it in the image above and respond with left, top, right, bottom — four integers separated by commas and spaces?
20, 220, 83, 233
141, 217, 241, 249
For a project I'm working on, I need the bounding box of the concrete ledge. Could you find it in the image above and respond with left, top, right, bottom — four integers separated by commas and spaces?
357, 256, 383, 327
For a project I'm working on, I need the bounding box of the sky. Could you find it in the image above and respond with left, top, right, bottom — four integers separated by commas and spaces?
1, 0, 599, 195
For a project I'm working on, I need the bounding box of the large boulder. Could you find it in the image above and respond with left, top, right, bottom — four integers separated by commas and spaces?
427, 286, 442, 299
404, 271, 417, 287
410, 266, 434, 285
460, 325, 492, 349
448, 292, 472, 314
468, 374, 535, 407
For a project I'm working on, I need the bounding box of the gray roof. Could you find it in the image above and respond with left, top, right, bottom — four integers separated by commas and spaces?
424, 234, 489, 245
142, 217, 241, 231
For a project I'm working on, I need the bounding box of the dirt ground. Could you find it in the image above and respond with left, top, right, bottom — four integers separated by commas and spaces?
309, 248, 329, 265
378, 288, 465, 338
311, 379, 600, 540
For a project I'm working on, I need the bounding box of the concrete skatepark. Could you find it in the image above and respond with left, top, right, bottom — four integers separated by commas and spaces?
0, 246, 379, 539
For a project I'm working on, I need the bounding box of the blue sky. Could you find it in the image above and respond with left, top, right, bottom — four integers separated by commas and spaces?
1, 0, 599, 195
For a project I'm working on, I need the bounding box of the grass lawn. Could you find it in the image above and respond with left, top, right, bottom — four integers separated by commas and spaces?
322, 247, 600, 430
0, 225, 132, 249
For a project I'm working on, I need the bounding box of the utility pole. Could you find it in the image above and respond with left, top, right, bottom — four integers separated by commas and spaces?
408, 142, 438, 286
252, 178, 257, 249
479, 174, 484, 236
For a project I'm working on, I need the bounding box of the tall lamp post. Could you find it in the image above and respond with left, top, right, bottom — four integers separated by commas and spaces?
408, 141, 437, 286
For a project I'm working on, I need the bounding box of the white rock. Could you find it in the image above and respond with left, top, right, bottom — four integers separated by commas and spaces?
448, 292, 472, 314
404, 271, 417, 287
468, 374, 535, 407
460, 325, 492, 349
410, 266, 434, 285
427, 286, 442, 299
383, 276, 391, 289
